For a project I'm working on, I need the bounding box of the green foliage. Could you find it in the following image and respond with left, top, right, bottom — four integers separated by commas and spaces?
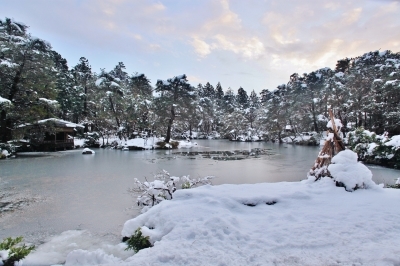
125, 228, 152, 253
347, 127, 377, 149
181, 181, 191, 189
0, 236, 35, 266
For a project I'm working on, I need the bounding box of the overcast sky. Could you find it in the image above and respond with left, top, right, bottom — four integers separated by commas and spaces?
2, 0, 400, 93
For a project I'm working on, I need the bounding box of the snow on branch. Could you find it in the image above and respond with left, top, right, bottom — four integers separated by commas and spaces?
129, 170, 214, 211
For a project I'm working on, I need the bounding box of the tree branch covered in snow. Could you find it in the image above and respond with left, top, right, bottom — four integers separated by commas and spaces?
129, 170, 214, 209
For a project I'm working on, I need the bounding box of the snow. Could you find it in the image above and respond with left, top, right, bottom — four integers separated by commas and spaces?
326, 118, 342, 129
379, 50, 388, 57
39, 97, 58, 105
82, 148, 95, 154
95, 78, 105, 87
65, 249, 122, 265
37, 118, 84, 128
24, 230, 133, 265
110, 81, 120, 87
0, 96, 11, 105
110, 176, 399, 265
373, 78, 383, 83
328, 150, 378, 191
335, 72, 344, 78
16, 162, 400, 265
385, 135, 400, 149
0, 249, 9, 261
0, 60, 18, 67
385, 79, 397, 85
367, 142, 378, 155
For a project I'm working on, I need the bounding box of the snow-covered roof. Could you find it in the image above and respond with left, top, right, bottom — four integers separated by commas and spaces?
36, 118, 84, 128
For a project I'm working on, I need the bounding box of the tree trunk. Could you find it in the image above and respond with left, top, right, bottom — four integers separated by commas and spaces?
108, 96, 120, 128
165, 105, 175, 143
311, 102, 319, 132
0, 110, 9, 142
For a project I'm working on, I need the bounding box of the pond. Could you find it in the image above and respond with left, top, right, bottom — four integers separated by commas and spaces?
1, 140, 399, 249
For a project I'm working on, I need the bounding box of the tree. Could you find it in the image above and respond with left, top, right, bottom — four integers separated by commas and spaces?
155, 74, 196, 143
72, 57, 92, 130
236, 87, 249, 109
202, 82, 215, 99
0, 18, 58, 142
215, 82, 224, 100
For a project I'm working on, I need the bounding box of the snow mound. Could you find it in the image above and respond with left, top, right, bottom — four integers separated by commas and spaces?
65, 249, 122, 265
328, 150, 378, 191
114, 179, 399, 265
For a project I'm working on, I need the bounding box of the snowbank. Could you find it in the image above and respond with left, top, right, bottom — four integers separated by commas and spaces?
109, 178, 399, 266
21, 175, 400, 265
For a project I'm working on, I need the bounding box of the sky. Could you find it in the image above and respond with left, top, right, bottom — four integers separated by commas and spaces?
2, 0, 400, 94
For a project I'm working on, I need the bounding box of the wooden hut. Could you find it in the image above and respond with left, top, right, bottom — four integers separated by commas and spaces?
21, 118, 84, 151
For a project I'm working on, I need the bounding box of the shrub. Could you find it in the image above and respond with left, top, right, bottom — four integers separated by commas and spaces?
125, 228, 152, 253
129, 170, 214, 209
155, 141, 179, 149
0, 237, 35, 266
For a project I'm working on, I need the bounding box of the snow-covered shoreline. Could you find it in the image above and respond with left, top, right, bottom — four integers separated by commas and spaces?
3, 146, 399, 266
47, 177, 400, 266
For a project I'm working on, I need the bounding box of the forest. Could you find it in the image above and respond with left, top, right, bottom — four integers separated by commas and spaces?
1, 17, 400, 144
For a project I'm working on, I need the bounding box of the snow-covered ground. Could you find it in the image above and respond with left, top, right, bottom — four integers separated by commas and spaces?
74, 137, 198, 150
17, 151, 399, 266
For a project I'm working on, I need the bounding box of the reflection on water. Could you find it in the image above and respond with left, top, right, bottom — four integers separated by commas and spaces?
0, 140, 399, 246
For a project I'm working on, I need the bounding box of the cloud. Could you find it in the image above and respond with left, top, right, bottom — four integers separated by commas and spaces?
191, 38, 212, 57
2, 0, 400, 93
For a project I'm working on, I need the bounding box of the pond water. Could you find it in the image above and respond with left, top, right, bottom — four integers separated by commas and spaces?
1, 140, 399, 248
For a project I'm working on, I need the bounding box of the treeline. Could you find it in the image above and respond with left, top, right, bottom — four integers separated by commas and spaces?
1, 17, 400, 143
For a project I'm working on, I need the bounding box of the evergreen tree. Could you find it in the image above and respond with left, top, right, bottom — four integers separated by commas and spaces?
155, 74, 196, 142
215, 82, 224, 100
236, 87, 249, 109
72, 57, 92, 130
202, 82, 215, 99
0, 18, 58, 141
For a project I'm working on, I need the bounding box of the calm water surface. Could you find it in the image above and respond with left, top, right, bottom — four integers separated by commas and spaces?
1, 140, 399, 245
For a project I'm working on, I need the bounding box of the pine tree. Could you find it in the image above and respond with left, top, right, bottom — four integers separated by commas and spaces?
155, 74, 196, 142
236, 87, 249, 109
0, 18, 58, 141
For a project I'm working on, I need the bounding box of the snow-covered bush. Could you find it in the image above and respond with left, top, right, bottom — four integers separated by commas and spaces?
328, 150, 378, 192
346, 128, 400, 168
83, 132, 100, 148
155, 141, 179, 149
125, 228, 152, 253
346, 127, 378, 155
129, 170, 214, 209
0, 237, 35, 266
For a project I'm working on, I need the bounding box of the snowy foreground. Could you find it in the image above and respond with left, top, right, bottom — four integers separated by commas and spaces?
23, 179, 399, 265
120, 181, 400, 266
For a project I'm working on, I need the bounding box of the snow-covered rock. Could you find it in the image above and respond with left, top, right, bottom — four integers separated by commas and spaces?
82, 148, 95, 155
